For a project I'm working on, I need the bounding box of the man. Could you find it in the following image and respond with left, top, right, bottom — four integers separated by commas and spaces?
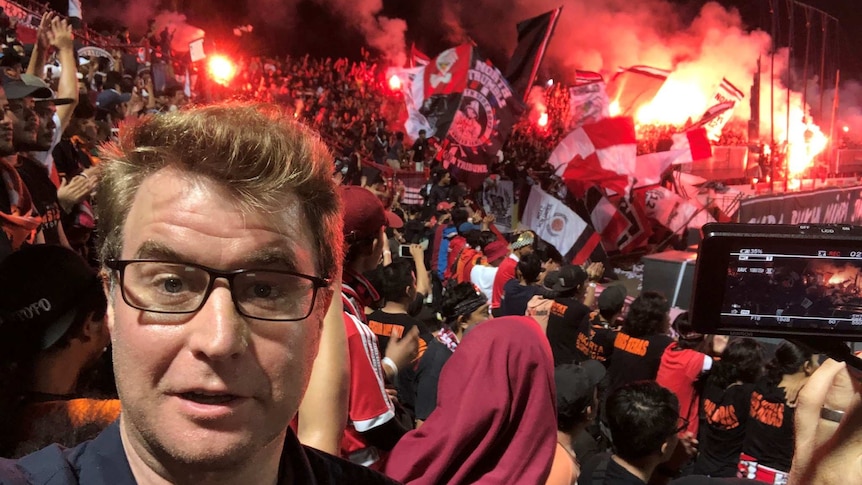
573, 284, 627, 365
340, 185, 417, 468
579, 381, 682, 484
491, 230, 534, 317
499, 252, 545, 317
546, 264, 598, 366
0, 76, 37, 255
4, 69, 72, 247
0, 245, 114, 458
0, 104, 397, 483
547, 361, 606, 485
410, 129, 428, 171
470, 238, 509, 302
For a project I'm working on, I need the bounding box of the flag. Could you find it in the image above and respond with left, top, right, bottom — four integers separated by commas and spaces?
410, 44, 430, 67
438, 47, 522, 190
567, 73, 610, 131
699, 78, 745, 141
642, 186, 715, 234
521, 186, 586, 257
606, 66, 670, 117
616, 195, 652, 252
504, 7, 563, 103
583, 186, 630, 252
548, 117, 637, 196
671, 128, 712, 163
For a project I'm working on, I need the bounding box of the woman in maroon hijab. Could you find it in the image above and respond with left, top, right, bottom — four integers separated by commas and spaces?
384, 316, 557, 484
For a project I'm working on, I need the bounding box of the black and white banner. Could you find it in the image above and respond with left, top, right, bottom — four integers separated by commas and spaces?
738, 185, 862, 225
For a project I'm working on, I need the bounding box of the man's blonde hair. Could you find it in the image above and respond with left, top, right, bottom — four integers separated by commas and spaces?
97, 103, 343, 279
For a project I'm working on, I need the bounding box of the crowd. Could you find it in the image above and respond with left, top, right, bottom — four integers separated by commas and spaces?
0, 6, 859, 485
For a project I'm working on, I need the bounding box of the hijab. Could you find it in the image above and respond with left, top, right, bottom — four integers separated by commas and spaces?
385, 316, 557, 484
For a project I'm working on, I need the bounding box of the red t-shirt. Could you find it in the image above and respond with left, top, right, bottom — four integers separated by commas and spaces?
491, 255, 518, 310
656, 343, 708, 437
340, 311, 396, 468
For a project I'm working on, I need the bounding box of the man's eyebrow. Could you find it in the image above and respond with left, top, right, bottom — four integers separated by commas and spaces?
134, 241, 184, 261
241, 248, 301, 271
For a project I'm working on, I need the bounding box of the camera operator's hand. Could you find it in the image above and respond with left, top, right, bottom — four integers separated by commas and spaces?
789, 357, 862, 485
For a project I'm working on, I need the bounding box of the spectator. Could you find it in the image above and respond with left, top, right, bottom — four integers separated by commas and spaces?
695, 338, 764, 478
572, 283, 627, 365
545, 264, 594, 366
0, 245, 114, 458
491, 230, 534, 317
339, 185, 417, 468
470, 237, 508, 302
410, 129, 428, 171
386, 316, 557, 485
0, 104, 396, 483
500, 251, 547, 317
414, 282, 489, 423
656, 312, 712, 440
548, 361, 606, 485
526, 269, 560, 333
738, 341, 819, 483
606, 291, 674, 390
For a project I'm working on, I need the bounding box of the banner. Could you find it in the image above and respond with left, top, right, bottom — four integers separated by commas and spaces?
567, 79, 610, 131
616, 194, 652, 252
738, 185, 862, 225
584, 186, 630, 252
410, 43, 430, 67
438, 47, 521, 190
521, 186, 587, 256
505, 7, 563, 102
482, 178, 514, 232
606, 65, 670, 117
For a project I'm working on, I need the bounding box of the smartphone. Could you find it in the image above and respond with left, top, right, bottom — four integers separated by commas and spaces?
399, 244, 412, 258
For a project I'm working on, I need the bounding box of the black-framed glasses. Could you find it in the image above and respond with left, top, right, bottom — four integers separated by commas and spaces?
106, 259, 331, 322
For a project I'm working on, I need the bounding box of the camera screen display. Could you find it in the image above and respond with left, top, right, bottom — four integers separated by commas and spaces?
721, 246, 862, 332
691, 223, 862, 340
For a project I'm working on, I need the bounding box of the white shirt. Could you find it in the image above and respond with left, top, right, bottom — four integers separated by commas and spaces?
471, 264, 498, 303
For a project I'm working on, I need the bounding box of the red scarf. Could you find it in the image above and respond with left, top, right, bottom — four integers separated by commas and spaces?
0, 161, 40, 249
436, 327, 459, 352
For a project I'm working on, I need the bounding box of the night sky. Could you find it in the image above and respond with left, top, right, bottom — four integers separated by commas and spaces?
85, 0, 862, 81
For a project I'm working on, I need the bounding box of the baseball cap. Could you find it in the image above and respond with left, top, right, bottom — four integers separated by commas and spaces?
96, 89, 133, 112
510, 231, 535, 250
553, 264, 588, 292
1, 68, 52, 100
341, 185, 403, 242
458, 222, 479, 234
21, 73, 74, 105
436, 201, 453, 211
543, 270, 560, 290
555, 360, 606, 411
483, 240, 509, 263
0, 245, 102, 350
598, 284, 627, 313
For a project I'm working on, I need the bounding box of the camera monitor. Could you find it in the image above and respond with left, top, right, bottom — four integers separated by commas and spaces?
691, 223, 862, 341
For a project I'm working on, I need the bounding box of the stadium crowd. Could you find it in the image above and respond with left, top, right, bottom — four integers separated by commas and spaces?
0, 6, 859, 485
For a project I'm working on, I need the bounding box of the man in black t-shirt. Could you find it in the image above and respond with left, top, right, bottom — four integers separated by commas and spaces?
546, 265, 592, 366
411, 129, 429, 169
573, 284, 627, 365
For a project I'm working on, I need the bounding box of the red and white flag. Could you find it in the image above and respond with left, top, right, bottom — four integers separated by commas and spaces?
410, 44, 431, 67
549, 117, 637, 196
584, 186, 630, 252
671, 127, 712, 163
699, 78, 744, 140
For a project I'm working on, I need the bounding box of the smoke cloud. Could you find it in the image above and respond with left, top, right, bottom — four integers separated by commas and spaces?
312, 0, 407, 66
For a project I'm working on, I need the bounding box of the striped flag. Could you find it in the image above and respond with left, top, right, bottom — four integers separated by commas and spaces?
549, 116, 637, 197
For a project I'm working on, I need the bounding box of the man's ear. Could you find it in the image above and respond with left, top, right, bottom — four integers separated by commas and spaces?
101, 271, 116, 337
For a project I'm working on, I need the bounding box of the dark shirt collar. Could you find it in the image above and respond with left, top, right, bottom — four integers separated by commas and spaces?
66, 421, 321, 484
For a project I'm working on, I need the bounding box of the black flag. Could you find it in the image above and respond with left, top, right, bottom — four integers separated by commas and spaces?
504, 7, 562, 103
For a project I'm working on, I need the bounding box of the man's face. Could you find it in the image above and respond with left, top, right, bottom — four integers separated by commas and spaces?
9, 97, 37, 150
0, 88, 15, 156
34, 102, 56, 151
108, 167, 326, 469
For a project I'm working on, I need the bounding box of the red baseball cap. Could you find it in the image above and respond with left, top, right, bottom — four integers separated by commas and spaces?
340, 186, 403, 241
436, 201, 454, 211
